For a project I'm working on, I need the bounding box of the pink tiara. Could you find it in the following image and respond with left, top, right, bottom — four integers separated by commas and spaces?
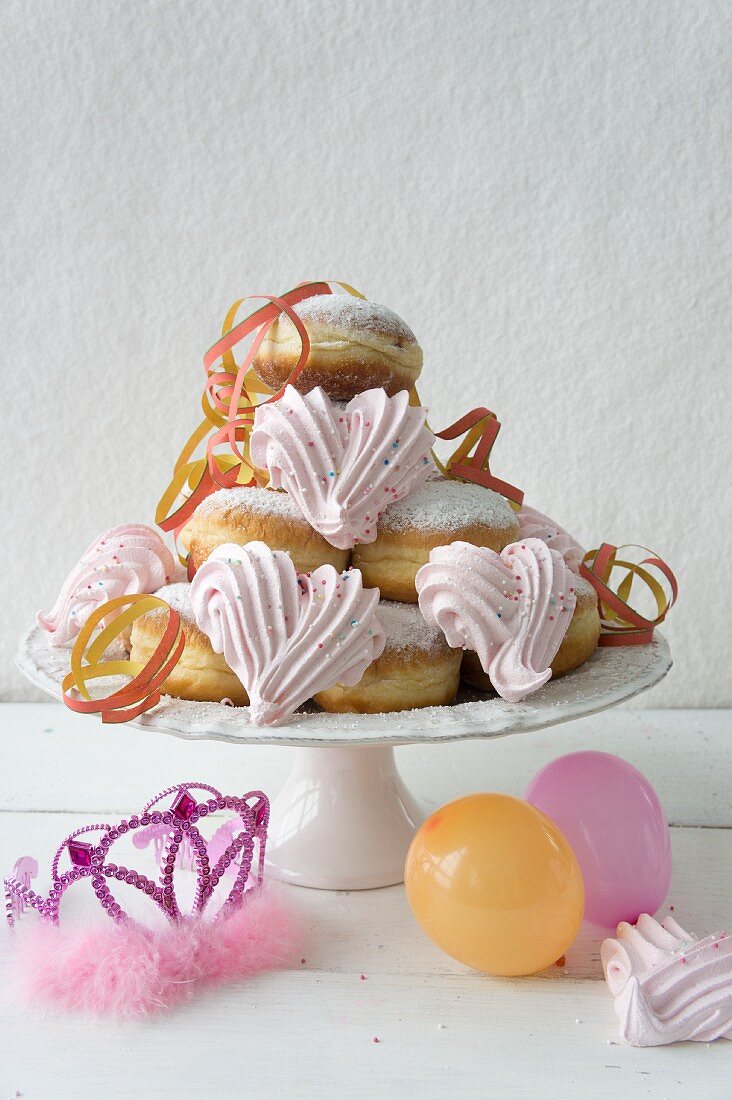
3, 783, 300, 1016
4, 782, 269, 928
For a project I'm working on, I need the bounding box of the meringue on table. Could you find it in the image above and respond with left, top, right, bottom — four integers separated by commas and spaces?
601, 912, 732, 1046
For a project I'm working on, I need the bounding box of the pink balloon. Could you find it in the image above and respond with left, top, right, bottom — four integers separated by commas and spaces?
525, 751, 671, 928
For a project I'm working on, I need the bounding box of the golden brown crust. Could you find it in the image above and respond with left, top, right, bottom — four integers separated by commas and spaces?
314, 642, 462, 714
460, 584, 601, 691
550, 583, 602, 676
352, 513, 520, 603
130, 612, 248, 705
186, 488, 350, 574
252, 352, 421, 401
251, 296, 423, 400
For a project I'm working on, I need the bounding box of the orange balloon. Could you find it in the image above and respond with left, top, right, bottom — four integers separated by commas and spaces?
404, 794, 584, 976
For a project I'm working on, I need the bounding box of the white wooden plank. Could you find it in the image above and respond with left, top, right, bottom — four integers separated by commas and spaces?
1, 934, 731, 1100
1, 710, 731, 1100
2, 705, 730, 827
1, 948, 731, 1099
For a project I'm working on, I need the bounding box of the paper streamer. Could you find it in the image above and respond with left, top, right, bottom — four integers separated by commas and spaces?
580, 544, 678, 646
156, 281, 365, 556
62, 595, 184, 723
433, 407, 524, 507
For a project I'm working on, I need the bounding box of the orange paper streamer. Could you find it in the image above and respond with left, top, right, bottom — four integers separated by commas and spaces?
580, 544, 678, 646
62, 595, 184, 723
434, 408, 524, 507
156, 281, 365, 551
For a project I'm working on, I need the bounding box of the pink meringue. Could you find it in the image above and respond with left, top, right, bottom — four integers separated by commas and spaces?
38, 525, 180, 647
415, 538, 576, 703
517, 504, 585, 573
602, 913, 732, 1046
190, 541, 385, 726
250, 386, 434, 550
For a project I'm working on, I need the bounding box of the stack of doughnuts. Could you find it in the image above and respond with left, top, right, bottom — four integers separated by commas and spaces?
130, 292, 601, 714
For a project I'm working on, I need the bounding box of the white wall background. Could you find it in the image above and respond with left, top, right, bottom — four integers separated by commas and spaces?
2, 0, 729, 705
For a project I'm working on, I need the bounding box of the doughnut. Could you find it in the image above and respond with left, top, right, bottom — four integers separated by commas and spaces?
184, 486, 350, 574
313, 601, 462, 713
129, 583, 248, 705
460, 573, 601, 691
351, 478, 520, 602
251, 295, 423, 400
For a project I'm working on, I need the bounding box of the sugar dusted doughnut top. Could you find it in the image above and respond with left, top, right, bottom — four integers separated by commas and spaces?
376, 600, 450, 655
143, 582, 195, 624
378, 478, 518, 536
194, 486, 304, 522
573, 573, 596, 601
270, 295, 419, 350
185, 485, 350, 576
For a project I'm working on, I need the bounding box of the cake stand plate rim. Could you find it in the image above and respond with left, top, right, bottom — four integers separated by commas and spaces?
16, 625, 672, 748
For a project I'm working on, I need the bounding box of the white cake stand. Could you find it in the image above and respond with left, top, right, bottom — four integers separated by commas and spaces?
17, 626, 671, 890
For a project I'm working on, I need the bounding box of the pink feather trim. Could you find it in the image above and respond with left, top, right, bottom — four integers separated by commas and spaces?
9, 888, 301, 1017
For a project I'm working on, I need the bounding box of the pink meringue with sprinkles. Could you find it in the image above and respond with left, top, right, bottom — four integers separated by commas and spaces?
415, 538, 576, 702
602, 913, 732, 1046
190, 541, 385, 726
38, 524, 180, 647
250, 385, 435, 550
517, 504, 585, 573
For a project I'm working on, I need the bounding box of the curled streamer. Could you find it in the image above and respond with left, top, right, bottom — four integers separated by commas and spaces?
156, 281, 365, 552
432, 407, 524, 507
580, 543, 678, 646
62, 595, 184, 723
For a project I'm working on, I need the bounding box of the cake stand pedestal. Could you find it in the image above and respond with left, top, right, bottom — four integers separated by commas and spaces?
266, 745, 424, 889
16, 627, 671, 890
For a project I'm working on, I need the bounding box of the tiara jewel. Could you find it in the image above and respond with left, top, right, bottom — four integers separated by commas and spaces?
4, 782, 269, 930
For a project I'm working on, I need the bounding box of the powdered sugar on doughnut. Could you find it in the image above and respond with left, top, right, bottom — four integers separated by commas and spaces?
144, 582, 196, 624
194, 486, 304, 522
379, 479, 518, 534
274, 295, 418, 347
375, 601, 447, 654
573, 573, 596, 600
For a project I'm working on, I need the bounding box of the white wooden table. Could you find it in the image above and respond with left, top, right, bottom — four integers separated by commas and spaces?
1, 704, 730, 1099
